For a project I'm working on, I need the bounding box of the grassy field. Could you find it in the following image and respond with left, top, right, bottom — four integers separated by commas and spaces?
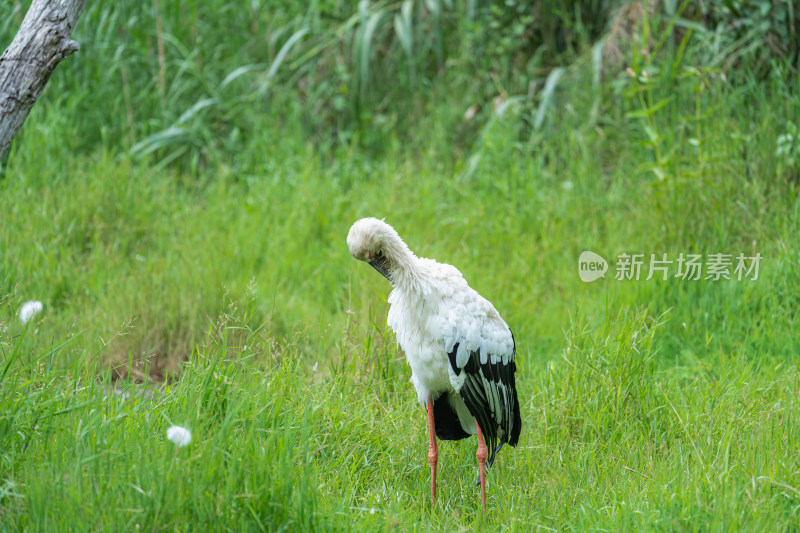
2, 0, 800, 530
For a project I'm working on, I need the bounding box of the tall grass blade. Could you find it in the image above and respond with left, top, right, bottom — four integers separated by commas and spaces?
534, 67, 564, 130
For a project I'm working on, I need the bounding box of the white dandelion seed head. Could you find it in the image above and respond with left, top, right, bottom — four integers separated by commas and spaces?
166, 425, 192, 447
19, 301, 43, 325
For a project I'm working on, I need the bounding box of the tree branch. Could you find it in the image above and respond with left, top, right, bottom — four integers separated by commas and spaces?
0, 0, 87, 161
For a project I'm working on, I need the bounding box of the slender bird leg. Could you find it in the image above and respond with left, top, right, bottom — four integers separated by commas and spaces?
476, 423, 488, 511
426, 395, 438, 508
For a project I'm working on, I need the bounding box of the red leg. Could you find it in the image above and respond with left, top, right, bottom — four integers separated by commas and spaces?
426, 395, 438, 508
476, 423, 488, 511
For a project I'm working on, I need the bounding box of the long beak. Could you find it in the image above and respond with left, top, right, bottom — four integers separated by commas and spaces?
369, 257, 392, 284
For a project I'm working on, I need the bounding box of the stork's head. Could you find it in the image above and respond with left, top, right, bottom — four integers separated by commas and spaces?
347, 218, 408, 283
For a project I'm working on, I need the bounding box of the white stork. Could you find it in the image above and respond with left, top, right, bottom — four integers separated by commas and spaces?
347, 217, 521, 511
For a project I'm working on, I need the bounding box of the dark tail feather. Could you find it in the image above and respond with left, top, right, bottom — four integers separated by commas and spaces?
432, 392, 471, 441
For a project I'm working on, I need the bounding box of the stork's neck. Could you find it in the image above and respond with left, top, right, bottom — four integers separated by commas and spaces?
385, 240, 427, 294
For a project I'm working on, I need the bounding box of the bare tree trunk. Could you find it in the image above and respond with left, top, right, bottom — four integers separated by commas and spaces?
0, 0, 87, 161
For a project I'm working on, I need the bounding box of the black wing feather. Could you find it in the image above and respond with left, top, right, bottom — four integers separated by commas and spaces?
446, 332, 522, 467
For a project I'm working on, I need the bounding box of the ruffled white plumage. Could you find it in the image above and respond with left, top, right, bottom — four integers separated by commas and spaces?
348, 218, 519, 443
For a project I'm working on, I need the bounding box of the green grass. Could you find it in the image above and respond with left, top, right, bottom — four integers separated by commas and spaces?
2, 0, 800, 530
3, 304, 800, 530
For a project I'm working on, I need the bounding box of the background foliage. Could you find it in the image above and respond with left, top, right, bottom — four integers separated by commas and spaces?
1, 0, 799, 530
